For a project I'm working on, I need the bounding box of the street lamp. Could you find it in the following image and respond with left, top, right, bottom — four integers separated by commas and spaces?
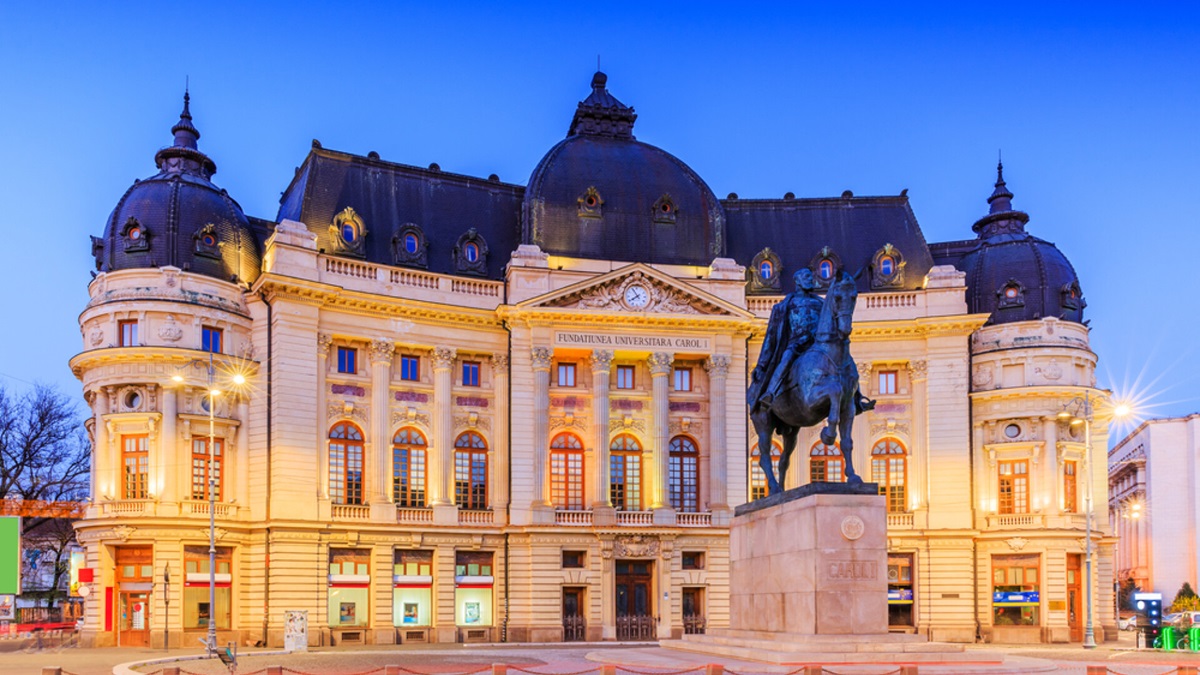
172, 353, 248, 657
1057, 392, 1129, 650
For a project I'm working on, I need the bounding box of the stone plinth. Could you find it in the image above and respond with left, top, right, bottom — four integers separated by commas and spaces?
730, 482, 886, 636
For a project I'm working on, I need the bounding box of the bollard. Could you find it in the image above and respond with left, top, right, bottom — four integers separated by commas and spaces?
705, 664, 724, 675
899, 666, 919, 675
386, 667, 404, 675
601, 665, 616, 675
1178, 667, 1197, 675
40, 669, 62, 675
164, 669, 181, 675
1190, 625, 1200, 652
1162, 626, 1178, 650
493, 665, 508, 675
267, 667, 284, 675
804, 667, 822, 675
1085, 667, 1105, 675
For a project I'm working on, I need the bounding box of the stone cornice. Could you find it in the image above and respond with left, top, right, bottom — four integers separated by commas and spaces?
498, 306, 760, 334
849, 314, 990, 341
69, 346, 260, 381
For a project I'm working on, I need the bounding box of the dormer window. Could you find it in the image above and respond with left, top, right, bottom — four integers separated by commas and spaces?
1060, 281, 1085, 311
330, 206, 367, 258
193, 223, 220, 260
879, 257, 894, 276
452, 228, 489, 276
652, 194, 678, 224
392, 223, 428, 269
465, 242, 480, 263
809, 247, 842, 287
121, 217, 151, 253
748, 247, 782, 293
760, 260, 774, 279
871, 243, 905, 289
998, 279, 1026, 309
818, 259, 834, 280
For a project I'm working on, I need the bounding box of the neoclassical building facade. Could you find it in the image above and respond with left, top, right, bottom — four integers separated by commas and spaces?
72, 74, 1115, 648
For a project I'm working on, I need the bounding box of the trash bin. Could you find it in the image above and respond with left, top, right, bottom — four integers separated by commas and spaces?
1161, 625, 1177, 650
1189, 625, 1200, 652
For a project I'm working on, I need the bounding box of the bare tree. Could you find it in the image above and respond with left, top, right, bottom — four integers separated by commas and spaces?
0, 384, 89, 532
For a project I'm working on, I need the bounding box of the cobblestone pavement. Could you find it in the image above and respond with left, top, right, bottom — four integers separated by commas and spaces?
2, 634, 1198, 675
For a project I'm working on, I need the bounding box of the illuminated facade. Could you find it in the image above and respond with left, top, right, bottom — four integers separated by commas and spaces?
72, 74, 1114, 647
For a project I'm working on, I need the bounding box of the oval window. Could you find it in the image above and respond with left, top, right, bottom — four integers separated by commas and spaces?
660, 202, 672, 214
124, 391, 142, 410
585, 195, 598, 208
880, 256, 894, 276
128, 227, 142, 240
1004, 423, 1020, 439
465, 242, 479, 263
404, 232, 419, 254
818, 259, 833, 279
342, 223, 356, 243
202, 234, 217, 247
759, 260, 774, 280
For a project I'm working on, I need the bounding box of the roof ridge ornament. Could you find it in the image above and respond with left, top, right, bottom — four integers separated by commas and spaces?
568, 71, 637, 139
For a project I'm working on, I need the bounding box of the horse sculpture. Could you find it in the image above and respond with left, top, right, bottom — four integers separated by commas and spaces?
751, 271, 869, 494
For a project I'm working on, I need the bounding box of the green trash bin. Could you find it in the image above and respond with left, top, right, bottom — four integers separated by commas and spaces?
1162, 625, 1177, 650
1189, 625, 1200, 652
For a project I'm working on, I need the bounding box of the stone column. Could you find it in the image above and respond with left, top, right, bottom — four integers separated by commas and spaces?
909, 360, 928, 512
317, 334, 333, 500
648, 352, 674, 516
91, 389, 109, 507
590, 350, 615, 524
160, 387, 178, 505
1044, 417, 1060, 515
491, 353, 510, 524
704, 355, 731, 515
369, 338, 395, 510
236, 400, 250, 508
530, 347, 554, 518
430, 347, 457, 512
599, 541, 616, 639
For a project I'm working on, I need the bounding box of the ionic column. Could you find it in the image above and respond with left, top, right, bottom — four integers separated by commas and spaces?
491, 353, 510, 518
430, 347, 457, 506
531, 347, 554, 507
648, 352, 674, 510
160, 387, 178, 503
1043, 416, 1060, 515
590, 350, 615, 508
704, 355, 731, 510
317, 334, 333, 499
369, 338, 395, 504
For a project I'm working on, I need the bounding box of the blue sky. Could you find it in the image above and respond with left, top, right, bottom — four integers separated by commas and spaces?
1, 2, 1197, 438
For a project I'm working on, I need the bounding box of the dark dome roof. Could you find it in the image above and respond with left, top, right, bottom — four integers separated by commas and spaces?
522, 72, 725, 266
92, 93, 261, 284
960, 163, 1085, 325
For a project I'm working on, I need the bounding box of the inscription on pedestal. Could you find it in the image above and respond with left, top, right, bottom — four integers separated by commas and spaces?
828, 560, 877, 580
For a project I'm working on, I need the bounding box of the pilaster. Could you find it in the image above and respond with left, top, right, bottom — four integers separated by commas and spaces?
530, 346, 555, 523
648, 351, 673, 518
431, 347, 456, 515
369, 337, 394, 512
705, 355, 731, 517
160, 387, 178, 504
491, 353, 510, 522
590, 349, 615, 522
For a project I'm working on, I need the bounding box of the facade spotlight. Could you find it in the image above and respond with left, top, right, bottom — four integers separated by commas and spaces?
172, 374, 184, 382
232, 373, 246, 385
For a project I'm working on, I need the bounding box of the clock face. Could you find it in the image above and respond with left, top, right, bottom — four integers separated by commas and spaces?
624, 284, 650, 308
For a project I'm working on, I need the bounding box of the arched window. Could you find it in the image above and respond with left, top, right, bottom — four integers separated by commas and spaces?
871, 438, 907, 513
759, 260, 774, 280
750, 442, 782, 501
454, 432, 488, 510
550, 432, 585, 511
393, 427, 427, 507
329, 422, 364, 505
818, 259, 834, 280
610, 434, 643, 511
669, 436, 700, 512
879, 256, 894, 277
810, 442, 844, 483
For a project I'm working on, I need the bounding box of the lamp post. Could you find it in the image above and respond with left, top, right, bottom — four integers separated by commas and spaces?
1058, 393, 1128, 650
173, 353, 246, 657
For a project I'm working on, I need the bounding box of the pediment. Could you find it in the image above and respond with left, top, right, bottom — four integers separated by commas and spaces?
519, 264, 751, 317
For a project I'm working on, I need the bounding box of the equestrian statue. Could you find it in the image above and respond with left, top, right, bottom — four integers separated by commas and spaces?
748, 268, 874, 495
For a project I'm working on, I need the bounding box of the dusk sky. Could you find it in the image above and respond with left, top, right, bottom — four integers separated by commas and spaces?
1, 2, 1196, 441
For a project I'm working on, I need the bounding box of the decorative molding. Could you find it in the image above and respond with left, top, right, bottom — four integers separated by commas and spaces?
614, 534, 660, 558
544, 270, 727, 315
369, 338, 395, 363
431, 347, 457, 370
908, 360, 928, 382
647, 352, 674, 375
589, 349, 615, 373
318, 333, 334, 356
704, 354, 731, 379
531, 347, 554, 371
1006, 536, 1028, 551
490, 353, 509, 374
112, 525, 136, 541
330, 206, 367, 258
157, 315, 183, 342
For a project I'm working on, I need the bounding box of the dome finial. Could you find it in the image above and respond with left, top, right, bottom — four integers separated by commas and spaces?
156, 88, 216, 177
987, 153, 1014, 214
170, 87, 200, 150
569, 70, 636, 138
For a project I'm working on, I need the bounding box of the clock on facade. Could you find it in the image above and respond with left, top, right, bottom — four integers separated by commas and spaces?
624, 284, 650, 308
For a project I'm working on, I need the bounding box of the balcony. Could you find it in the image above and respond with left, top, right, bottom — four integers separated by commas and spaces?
675, 512, 712, 527
183, 500, 239, 519
458, 509, 494, 525
616, 511, 654, 526
555, 510, 593, 526
396, 507, 433, 524
331, 504, 371, 521
97, 499, 154, 517
886, 512, 915, 529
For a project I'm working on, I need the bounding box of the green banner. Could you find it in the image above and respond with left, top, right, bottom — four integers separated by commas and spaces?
0, 517, 19, 595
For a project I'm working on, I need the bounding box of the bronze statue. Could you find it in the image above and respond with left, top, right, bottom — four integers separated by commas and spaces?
749, 270, 874, 493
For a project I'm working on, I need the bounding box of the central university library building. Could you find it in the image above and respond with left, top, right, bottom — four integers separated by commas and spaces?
73, 73, 1115, 647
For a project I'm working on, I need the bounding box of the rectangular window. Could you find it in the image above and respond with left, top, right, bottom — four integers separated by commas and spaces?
183, 546, 232, 629
681, 552, 705, 570
328, 548, 371, 627
878, 370, 897, 395
557, 363, 576, 387
455, 551, 494, 577
562, 551, 586, 569
337, 347, 357, 374
122, 435, 149, 499
119, 320, 139, 347
400, 355, 420, 381
190, 437, 223, 501
462, 361, 481, 387
1063, 460, 1078, 512
673, 367, 692, 392
616, 365, 635, 390
998, 459, 1029, 514
992, 554, 1040, 627
201, 326, 223, 354
888, 553, 915, 627
393, 550, 433, 627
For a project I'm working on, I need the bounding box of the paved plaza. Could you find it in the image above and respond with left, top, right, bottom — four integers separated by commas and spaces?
3, 632, 1199, 675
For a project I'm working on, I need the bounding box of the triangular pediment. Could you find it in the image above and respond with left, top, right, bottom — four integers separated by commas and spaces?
517, 264, 751, 318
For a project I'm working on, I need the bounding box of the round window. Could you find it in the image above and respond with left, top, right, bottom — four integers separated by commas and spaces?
202, 234, 216, 247
1004, 286, 1019, 299
404, 232, 419, 254
1004, 424, 1020, 439
341, 223, 356, 243
818, 259, 834, 279
465, 242, 479, 263
124, 391, 142, 410
128, 227, 142, 240
200, 397, 211, 413
880, 256, 894, 276
660, 202, 672, 214
759, 260, 774, 280
585, 195, 598, 208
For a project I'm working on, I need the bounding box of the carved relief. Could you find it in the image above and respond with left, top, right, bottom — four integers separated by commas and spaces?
549, 416, 587, 432
88, 325, 104, 346
329, 402, 368, 425
530, 347, 554, 371
870, 421, 910, 437
432, 347, 457, 370
614, 534, 660, 558
1006, 537, 1028, 551
369, 338, 395, 364
390, 408, 430, 428
589, 349, 615, 373
330, 206, 367, 257
973, 364, 994, 389
490, 353, 509, 374
158, 315, 183, 342
871, 243, 906, 289
1035, 358, 1063, 381
840, 515, 866, 541
908, 360, 928, 382
647, 352, 674, 375
610, 418, 647, 433
111, 525, 136, 541
704, 354, 730, 379
453, 413, 490, 432
318, 333, 334, 356
546, 271, 726, 315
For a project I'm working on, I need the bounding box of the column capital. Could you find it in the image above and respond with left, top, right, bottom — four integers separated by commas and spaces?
907, 359, 928, 382
704, 354, 731, 378
432, 347, 457, 370
318, 333, 334, 356
369, 338, 395, 364
589, 349, 615, 373
490, 353, 509, 373
531, 346, 554, 371
648, 352, 674, 376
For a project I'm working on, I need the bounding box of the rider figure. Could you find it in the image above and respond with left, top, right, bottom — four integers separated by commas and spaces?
749, 269, 823, 413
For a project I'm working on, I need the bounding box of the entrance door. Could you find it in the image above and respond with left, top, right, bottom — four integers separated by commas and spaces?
119, 592, 150, 646
1067, 554, 1083, 642
562, 587, 586, 641
615, 560, 654, 641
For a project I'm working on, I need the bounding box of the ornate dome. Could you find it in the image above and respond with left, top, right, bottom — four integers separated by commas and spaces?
92, 93, 261, 284
960, 163, 1085, 325
522, 72, 725, 266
